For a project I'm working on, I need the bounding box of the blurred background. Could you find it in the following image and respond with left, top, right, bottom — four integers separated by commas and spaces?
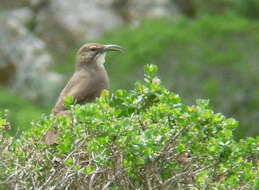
0, 0, 258, 138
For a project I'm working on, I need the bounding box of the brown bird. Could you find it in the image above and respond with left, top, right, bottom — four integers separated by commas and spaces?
52, 43, 123, 116
42, 43, 123, 145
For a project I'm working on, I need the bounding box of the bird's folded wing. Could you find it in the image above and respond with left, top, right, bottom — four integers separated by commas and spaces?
52, 71, 91, 114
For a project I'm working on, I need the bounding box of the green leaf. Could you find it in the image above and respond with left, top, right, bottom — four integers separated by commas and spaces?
64, 158, 73, 167
84, 166, 93, 174
64, 95, 74, 108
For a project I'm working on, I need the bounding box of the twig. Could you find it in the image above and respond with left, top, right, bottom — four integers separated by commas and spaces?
153, 125, 189, 162
146, 173, 153, 190
101, 171, 121, 190
38, 170, 57, 190
89, 168, 100, 190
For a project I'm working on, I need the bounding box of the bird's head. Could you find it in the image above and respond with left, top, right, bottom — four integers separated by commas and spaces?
76, 43, 123, 69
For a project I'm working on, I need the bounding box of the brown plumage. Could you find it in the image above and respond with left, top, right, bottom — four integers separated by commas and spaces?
42, 43, 123, 145
52, 43, 123, 116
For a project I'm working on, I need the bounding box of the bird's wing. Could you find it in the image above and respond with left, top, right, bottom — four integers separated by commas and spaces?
52, 71, 91, 115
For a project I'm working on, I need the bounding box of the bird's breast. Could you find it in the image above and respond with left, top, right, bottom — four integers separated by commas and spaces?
93, 69, 109, 90
86, 67, 109, 98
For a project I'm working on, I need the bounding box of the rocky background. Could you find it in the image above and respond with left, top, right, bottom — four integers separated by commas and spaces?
0, 0, 259, 138
0, 0, 173, 104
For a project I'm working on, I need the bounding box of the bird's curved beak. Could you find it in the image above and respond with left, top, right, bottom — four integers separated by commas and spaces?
103, 44, 124, 53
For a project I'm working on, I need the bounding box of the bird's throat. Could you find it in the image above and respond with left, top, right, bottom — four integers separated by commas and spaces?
96, 53, 106, 67
76, 53, 107, 71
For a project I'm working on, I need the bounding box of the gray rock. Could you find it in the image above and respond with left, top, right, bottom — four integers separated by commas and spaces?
48, 0, 123, 40
132, 0, 172, 17
0, 8, 63, 104
0, 0, 177, 105
36, 0, 175, 41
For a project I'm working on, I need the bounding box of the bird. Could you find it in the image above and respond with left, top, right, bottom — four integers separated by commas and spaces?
42, 43, 123, 145
52, 43, 123, 116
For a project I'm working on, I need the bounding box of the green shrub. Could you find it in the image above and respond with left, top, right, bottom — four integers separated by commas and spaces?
194, 0, 235, 15
1, 65, 257, 189
0, 89, 46, 135
55, 16, 259, 138
172, 0, 259, 19
236, 0, 259, 19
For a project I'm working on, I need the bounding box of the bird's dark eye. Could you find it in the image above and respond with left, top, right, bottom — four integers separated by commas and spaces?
90, 48, 98, 51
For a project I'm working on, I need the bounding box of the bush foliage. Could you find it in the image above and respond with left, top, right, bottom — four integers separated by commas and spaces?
3, 15, 254, 138
0, 89, 44, 135
173, 0, 259, 19
0, 65, 258, 189
55, 16, 259, 139
107, 16, 259, 139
